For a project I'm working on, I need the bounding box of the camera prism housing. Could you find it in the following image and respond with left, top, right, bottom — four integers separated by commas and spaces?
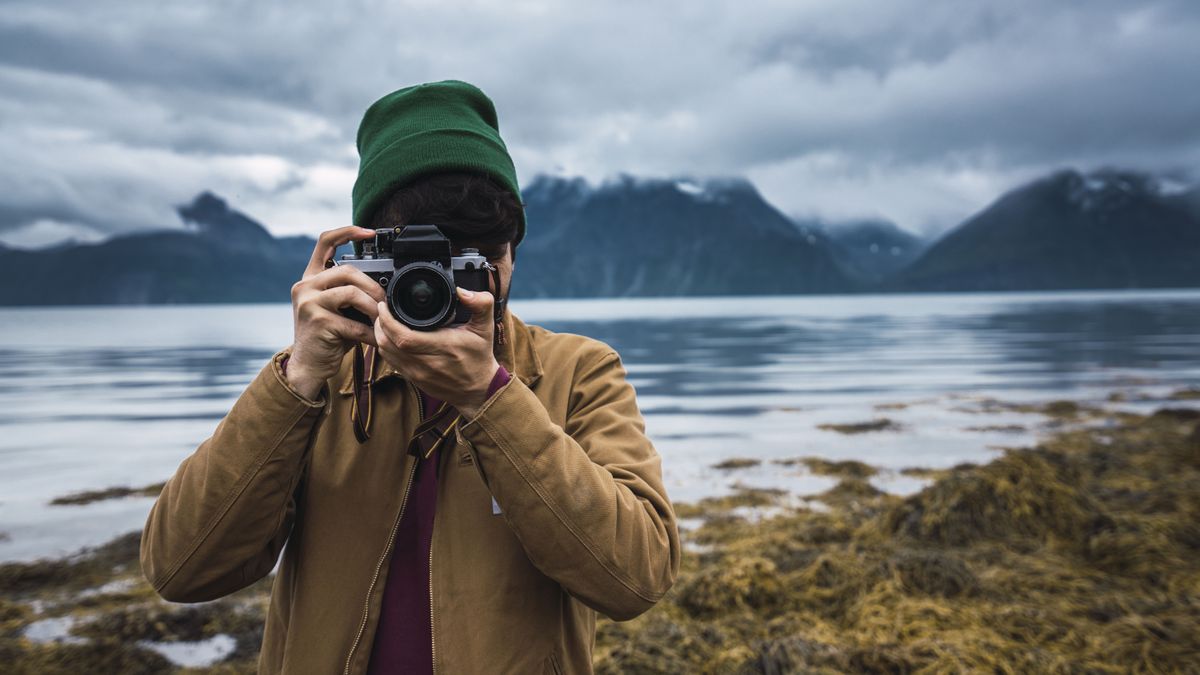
334, 224, 492, 331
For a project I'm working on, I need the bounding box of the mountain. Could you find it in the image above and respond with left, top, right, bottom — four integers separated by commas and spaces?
0, 194, 316, 305
178, 191, 275, 249
893, 169, 1200, 291
514, 175, 858, 297
6, 167, 1197, 306
0, 177, 861, 306
822, 219, 925, 284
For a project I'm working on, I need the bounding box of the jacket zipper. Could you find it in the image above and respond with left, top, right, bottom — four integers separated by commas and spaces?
429, 523, 438, 675
342, 380, 423, 675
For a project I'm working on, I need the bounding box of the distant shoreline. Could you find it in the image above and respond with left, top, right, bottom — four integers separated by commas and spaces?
3, 285, 1200, 311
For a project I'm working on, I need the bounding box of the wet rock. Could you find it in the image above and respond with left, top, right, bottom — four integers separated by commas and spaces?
1042, 400, 1081, 417
774, 457, 877, 479
50, 483, 165, 506
817, 418, 902, 434
1150, 407, 1200, 422
712, 458, 762, 470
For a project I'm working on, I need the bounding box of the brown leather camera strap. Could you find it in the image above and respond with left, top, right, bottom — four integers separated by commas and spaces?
406, 402, 460, 459
350, 344, 463, 455
350, 342, 376, 443
488, 262, 507, 346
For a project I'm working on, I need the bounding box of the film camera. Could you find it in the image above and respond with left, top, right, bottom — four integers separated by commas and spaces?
333, 225, 496, 330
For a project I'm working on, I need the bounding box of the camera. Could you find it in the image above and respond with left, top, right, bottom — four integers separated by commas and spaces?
333, 224, 493, 330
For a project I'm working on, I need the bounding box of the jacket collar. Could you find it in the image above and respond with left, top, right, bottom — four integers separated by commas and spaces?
338, 308, 542, 395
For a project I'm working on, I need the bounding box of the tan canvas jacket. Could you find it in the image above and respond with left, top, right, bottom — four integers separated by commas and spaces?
140, 309, 681, 674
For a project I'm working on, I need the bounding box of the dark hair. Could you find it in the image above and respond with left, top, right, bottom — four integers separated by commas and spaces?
368, 171, 523, 261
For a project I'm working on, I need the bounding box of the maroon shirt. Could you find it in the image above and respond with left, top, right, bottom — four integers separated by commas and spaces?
365, 364, 511, 675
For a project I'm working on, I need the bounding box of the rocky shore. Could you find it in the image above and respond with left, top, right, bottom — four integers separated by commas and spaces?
3, 397, 1198, 673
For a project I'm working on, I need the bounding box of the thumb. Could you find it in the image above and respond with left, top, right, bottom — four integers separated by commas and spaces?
457, 286, 495, 337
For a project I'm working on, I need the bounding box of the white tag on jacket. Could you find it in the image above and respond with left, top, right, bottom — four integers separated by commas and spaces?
491, 496, 502, 515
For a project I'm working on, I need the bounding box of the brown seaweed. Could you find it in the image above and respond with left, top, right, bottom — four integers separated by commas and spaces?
3, 397, 1199, 673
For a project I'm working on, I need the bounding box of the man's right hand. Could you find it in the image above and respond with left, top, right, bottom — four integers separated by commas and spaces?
286, 226, 386, 400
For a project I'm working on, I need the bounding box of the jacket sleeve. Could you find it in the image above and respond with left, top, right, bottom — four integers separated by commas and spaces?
140, 348, 327, 603
458, 347, 681, 621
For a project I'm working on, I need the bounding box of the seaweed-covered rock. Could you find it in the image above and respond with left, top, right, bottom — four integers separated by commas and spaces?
71, 604, 212, 643
1090, 612, 1200, 673
594, 614, 706, 674
742, 635, 841, 675
879, 448, 1104, 547
817, 418, 902, 434
0, 559, 76, 595
2, 641, 173, 675
0, 531, 143, 597
817, 478, 884, 509
0, 598, 31, 636
712, 458, 761, 470
773, 457, 878, 478
677, 557, 784, 619
884, 551, 977, 598
793, 551, 883, 620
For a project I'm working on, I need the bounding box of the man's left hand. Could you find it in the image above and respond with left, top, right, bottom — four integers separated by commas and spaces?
374, 287, 500, 419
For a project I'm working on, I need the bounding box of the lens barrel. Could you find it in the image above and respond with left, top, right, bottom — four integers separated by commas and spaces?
387, 262, 457, 329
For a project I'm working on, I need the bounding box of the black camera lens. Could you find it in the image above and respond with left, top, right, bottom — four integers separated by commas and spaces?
389, 264, 454, 328
407, 279, 437, 311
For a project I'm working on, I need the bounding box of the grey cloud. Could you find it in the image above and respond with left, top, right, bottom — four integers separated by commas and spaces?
0, 0, 1197, 243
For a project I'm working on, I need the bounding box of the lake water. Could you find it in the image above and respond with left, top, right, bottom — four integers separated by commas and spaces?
2, 289, 1199, 561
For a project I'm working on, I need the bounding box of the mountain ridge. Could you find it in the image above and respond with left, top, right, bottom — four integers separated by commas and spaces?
1, 166, 1197, 306
893, 168, 1200, 291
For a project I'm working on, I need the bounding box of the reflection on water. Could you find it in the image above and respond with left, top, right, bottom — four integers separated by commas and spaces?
1, 290, 1199, 561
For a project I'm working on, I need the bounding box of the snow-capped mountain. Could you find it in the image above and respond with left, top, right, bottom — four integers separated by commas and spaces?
893, 169, 1200, 291
516, 174, 858, 297
3, 167, 1198, 306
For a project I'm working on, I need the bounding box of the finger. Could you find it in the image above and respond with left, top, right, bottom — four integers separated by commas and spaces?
325, 313, 378, 347
304, 226, 377, 278
313, 285, 381, 322
304, 264, 388, 303
308, 305, 378, 346
373, 316, 390, 357
375, 300, 439, 353
456, 287, 495, 337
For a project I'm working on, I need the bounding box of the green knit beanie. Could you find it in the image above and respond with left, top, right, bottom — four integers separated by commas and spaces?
352, 79, 526, 248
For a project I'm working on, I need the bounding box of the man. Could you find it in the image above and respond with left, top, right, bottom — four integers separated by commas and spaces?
140, 80, 680, 674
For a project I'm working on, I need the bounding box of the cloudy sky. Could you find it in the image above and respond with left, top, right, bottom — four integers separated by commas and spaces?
2, 0, 1197, 248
